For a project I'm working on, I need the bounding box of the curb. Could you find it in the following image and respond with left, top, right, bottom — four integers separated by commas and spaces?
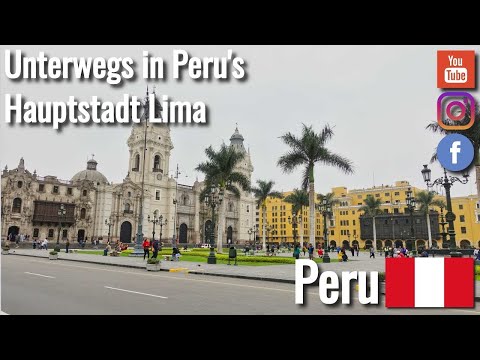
6, 253, 296, 284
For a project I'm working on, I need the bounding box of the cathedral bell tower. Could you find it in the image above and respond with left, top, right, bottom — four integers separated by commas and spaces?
230, 125, 253, 183
127, 88, 174, 186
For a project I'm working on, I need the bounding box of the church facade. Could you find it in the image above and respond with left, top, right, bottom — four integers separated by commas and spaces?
1, 124, 256, 246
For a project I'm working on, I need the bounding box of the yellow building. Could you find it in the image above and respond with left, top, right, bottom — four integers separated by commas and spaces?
256, 180, 480, 249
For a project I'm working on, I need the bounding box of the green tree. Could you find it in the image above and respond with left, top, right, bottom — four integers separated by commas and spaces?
416, 191, 446, 249
284, 189, 308, 247
426, 98, 480, 197
278, 124, 354, 248
252, 180, 283, 251
196, 144, 250, 252
359, 195, 382, 251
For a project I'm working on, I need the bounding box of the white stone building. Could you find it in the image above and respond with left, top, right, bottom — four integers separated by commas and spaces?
1, 124, 256, 247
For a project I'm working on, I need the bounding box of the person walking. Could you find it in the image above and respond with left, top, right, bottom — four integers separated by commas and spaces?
65, 239, 70, 253
308, 244, 314, 260
151, 239, 159, 259
355, 245, 359, 256
142, 238, 150, 260
293, 244, 301, 260
350, 246, 355, 257
32, 238, 37, 250
369, 246, 375, 259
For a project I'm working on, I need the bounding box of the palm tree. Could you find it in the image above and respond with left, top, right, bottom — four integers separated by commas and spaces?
278, 124, 354, 248
196, 144, 250, 252
251, 180, 283, 251
284, 189, 308, 248
426, 97, 480, 197
359, 195, 382, 251
416, 190, 446, 249
317, 192, 339, 248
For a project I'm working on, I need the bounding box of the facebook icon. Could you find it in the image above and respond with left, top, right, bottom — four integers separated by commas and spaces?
437, 134, 474, 172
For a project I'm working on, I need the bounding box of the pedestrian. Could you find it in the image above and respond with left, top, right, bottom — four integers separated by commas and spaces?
15, 234, 20, 248
266, 244, 270, 256
142, 237, 150, 260
43, 238, 48, 250
32, 238, 37, 249
384, 246, 389, 257
302, 245, 306, 256
65, 239, 70, 253
151, 239, 159, 259
350, 246, 355, 257
293, 244, 301, 260
369, 246, 375, 259
308, 243, 314, 260
355, 245, 359, 256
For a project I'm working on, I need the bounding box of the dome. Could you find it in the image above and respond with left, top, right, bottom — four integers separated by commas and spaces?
72, 158, 109, 184
230, 126, 244, 141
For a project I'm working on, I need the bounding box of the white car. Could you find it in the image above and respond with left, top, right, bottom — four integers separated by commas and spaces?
200, 244, 210, 248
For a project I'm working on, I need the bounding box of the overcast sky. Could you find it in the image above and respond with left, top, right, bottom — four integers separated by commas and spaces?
1, 45, 479, 197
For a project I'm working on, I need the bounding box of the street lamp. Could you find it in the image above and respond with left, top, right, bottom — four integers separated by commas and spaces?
57, 204, 66, 244
405, 188, 416, 252
265, 224, 273, 247
248, 227, 257, 254
148, 213, 168, 244
421, 165, 468, 257
288, 214, 299, 248
438, 206, 448, 247
204, 185, 224, 264
105, 218, 114, 244
317, 198, 332, 263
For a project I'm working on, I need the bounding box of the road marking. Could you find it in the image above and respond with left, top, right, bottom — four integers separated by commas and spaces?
104, 286, 168, 299
0, 311, 8, 315
24, 272, 55, 279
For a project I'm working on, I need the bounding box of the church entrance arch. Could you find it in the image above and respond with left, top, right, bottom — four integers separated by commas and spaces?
179, 223, 188, 243
120, 221, 132, 243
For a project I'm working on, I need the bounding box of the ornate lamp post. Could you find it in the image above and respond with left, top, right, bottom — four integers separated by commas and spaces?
317, 198, 332, 263
147, 213, 159, 242
265, 224, 273, 247
288, 214, 299, 247
405, 188, 416, 252
421, 165, 468, 257
248, 227, 257, 254
204, 185, 223, 264
105, 218, 114, 244
57, 204, 66, 244
439, 206, 448, 247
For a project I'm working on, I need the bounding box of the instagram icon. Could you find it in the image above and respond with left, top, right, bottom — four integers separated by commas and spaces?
437, 92, 476, 131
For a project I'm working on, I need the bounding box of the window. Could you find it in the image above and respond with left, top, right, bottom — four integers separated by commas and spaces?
459, 204, 464, 210
384, 220, 388, 225
39, 184, 45, 192
352, 211, 355, 215
385, 193, 390, 196
80, 208, 86, 219
67, 187, 73, 195
375, 194, 380, 197
33, 228, 39, 237
460, 215, 465, 222
133, 154, 140, 171
53, 186, 59, 194
82, 190, 87, 196
62, 229, 68, 239
128, 191, 131, 197
156, 190, 160, 200
357, 195, 362, 199
477, 214, 480, 222
330, 230, 334, 236
416, 218, 421, 224
330, 220, 334, 227
153, 155, 162, 172
394, 208, 399, 214
247, 205, 249, 213
183, 195, 190, 206
353, 229, 356, 235
461, 227, 467, 234
17, 181, 23, 188
357, 203, 362, 205
12, 198, 22, 213
48, 229, 54, 238
124, 203, 130, 212
383, 209, 388, 214
394, 192, 400, 196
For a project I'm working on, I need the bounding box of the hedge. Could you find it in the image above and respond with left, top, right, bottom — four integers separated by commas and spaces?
476, 265, 480, 275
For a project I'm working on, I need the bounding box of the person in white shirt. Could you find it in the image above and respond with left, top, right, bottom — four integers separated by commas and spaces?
43, 238, 48, 250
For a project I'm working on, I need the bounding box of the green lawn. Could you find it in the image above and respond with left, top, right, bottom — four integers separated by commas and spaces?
75, 249, 340, 266
476, 275, 480, 281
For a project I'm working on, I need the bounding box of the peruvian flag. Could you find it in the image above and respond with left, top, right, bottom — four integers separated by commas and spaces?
386, 258, 474, 308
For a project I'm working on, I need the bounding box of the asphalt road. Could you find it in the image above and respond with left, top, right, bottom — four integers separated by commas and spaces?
2, 256, 479, 315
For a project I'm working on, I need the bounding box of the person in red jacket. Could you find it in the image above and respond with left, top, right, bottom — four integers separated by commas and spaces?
142, 238, 151, 260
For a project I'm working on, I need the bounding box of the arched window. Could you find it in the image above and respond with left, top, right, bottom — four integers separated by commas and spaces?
182, 195, 189, 206
12, 198, 22, 213
80, 208, 86, 219
82, 190, 87, 196
133, 154, 140, 171
48, 229, 54, 238
153, 155, 162, 172
128, 191, 131, 197
17, 181, 23, 188
228, 202, 234, 212
125, 203, 131, 212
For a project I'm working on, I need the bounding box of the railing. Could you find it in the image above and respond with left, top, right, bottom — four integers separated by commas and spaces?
152, 168, 163, 173
36, 176, 73, 185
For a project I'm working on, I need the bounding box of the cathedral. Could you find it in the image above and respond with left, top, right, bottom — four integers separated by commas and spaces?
1, 123, 256, 246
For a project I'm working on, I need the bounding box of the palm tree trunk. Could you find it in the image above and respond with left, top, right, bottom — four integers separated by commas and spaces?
300, 207, 304, 249
309, 182, 315, 249
262, 205, 266, 251
373, 216, 377, 252
217, 190, 225, 253
426, 211, 432, 249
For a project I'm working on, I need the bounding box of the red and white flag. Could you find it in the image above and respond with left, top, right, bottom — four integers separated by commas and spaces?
386, 258, 474, 308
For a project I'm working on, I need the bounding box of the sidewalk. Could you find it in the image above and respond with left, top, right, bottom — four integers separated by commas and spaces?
4, 249, 480, 299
